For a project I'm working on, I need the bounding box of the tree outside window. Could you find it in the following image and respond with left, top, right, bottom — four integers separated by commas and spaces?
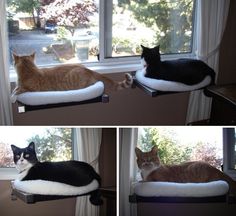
0, 127, 73, 168
111, 0, 194, 57
7, 0, 195, 66
138, 127, 223, 170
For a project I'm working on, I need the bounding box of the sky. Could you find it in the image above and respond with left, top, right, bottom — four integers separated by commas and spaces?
163, 126, 223, 146
139, 126, 224, 150
0, 126, 52, 147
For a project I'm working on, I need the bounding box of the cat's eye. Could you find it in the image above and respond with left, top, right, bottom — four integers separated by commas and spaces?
16, 155, 20, 159
24, 154, 30, 158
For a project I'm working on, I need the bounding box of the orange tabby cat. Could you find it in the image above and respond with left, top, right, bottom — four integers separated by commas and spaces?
135, 146, 236, 196
11, 52, 133, 96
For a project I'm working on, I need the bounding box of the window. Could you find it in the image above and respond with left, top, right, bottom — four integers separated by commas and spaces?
6, 0, 195, 78
7, 0, 99, 67
108, 0, 195, 58
0, 127, 73, 169
137, 127, 223, 168
137, 127, 236, 181
223, 128, 236, 179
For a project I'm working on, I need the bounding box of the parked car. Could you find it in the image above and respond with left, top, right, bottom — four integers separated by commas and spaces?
45, 20, 57, 33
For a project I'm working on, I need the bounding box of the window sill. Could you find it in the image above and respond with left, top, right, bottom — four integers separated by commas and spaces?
0, 168, 18, 180
9, 53, 196, 83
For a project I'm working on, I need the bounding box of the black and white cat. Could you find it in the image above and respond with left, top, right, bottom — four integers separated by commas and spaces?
11, 142, 103, 205
141, 45, 215, 85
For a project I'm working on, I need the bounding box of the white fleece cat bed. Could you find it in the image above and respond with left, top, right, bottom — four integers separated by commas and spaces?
133, 181, 229, 198
13, 179, 99, 196
135, 68, 211, 92
12, 81, 104, 106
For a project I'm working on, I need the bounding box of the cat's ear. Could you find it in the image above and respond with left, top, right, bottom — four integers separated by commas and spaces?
141, 45, 146, 50
135, 147, 143, 157
154, 45, 160, 53
11, 144, 19, 153
151, 145, 158, 154
12, 53, 19, 62
28, 142, 35, 150
30, 52, 36, 60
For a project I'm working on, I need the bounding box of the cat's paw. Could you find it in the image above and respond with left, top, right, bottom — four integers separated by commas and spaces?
10, 94, 17, 103
125, 73, 133, 85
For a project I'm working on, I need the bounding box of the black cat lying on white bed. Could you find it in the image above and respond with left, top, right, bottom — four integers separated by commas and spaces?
140, 45, 215, 86
11, 142, 103, 205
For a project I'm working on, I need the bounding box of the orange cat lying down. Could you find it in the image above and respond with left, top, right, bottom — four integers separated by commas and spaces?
11, 53, 133, 97
135, 146, 236, 196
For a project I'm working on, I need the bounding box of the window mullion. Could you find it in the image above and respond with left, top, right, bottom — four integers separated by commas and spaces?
223, 128, 236, 180
99, 0, 113, 61
99, 0, 105, 62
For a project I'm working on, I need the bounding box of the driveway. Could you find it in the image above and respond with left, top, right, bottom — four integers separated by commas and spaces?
9, 30, 61, 65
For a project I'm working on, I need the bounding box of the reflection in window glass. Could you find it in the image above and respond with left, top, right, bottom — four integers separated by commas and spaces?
0, 127, 72, 168
7, 0, 99, 66
111, 0, 195, 57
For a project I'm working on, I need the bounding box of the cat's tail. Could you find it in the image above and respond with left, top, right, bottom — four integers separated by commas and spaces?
116, 73, 133, 90
93, 72, 133, 92
207, 68, 216, 85
89, 189, 103, 205
90, 171, 103, 205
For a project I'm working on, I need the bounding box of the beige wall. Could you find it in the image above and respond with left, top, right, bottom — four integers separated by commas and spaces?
99, 128, 116, 187
99, 128, 117, 216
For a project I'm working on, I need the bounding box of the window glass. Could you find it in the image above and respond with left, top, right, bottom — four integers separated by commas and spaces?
229, 127, 236, 170
137, 127, 223, 169
110, 0, 195, 58
7, 0, 195, 69
0, 127, 73, 168
7, 0, 99, 66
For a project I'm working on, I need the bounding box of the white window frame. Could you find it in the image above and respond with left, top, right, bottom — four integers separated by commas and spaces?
6, 0, 197, 82
0, 167, 18, 180
223, 128, 236, 180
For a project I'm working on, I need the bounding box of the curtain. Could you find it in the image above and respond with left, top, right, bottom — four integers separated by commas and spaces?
0, 0, 13, 125
120, 128, 138, 216
186, 0, 230, 124
74, 128, 102, 216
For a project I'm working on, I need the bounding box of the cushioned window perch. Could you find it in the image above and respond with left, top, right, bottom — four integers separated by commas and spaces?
129, 181, 230, 204
134, 69, 212, 97
12, 81, 109, 113
11, 179, 100, 204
